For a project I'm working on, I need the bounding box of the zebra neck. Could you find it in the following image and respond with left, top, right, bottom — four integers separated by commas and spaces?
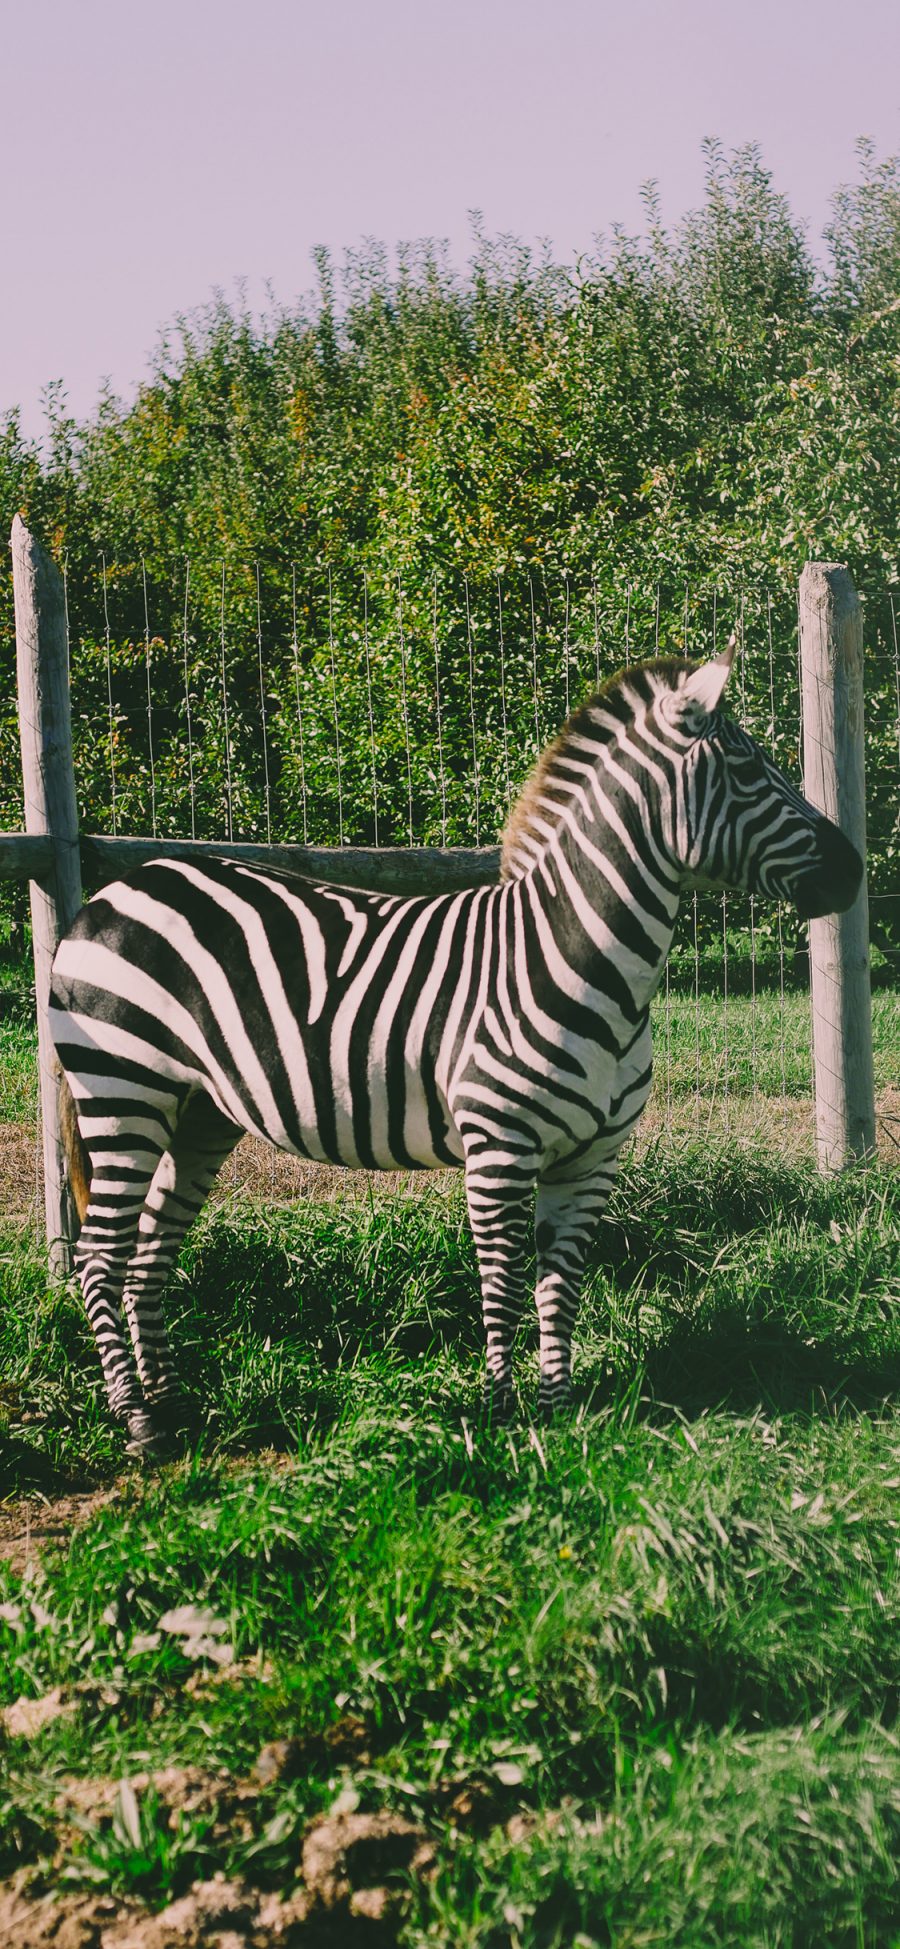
524, 809, 681, 1020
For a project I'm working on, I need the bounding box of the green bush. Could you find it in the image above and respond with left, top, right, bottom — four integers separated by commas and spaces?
1, 143, 899, 959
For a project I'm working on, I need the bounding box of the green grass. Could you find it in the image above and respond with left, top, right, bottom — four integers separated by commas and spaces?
653, 986, 900, 1099
0, 1003, 38, 1124
1, 1138, 899, 1942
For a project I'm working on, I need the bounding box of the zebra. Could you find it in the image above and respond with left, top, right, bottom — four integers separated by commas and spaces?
50, 643, 862, 1455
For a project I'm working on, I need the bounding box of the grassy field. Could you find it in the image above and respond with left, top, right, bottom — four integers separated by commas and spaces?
0, 999, 899, 1945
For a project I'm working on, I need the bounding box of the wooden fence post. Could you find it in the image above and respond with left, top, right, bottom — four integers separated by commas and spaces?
12, 516, 83, 1273
799, 562, 875, 1168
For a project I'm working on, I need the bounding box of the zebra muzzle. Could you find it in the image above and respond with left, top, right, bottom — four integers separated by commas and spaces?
791, 821, 863, 919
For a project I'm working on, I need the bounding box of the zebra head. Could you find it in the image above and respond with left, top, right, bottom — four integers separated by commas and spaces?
655, 643, 863, 918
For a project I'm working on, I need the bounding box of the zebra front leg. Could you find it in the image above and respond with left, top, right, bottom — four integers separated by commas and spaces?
533, 1167, 617, 1417
464, 1165, 533, 1421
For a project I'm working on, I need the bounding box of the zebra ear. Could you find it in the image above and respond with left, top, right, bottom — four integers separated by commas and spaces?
660, 635, 736, 735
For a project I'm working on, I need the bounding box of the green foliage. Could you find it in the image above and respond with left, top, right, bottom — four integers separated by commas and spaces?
64, 1780, 217, 1902
1, 143, 899, 953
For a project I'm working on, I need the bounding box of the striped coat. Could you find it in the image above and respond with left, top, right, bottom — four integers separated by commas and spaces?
50, 648, 861, 1453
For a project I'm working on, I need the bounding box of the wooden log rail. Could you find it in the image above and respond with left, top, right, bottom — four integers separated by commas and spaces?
0, 834, 502, 895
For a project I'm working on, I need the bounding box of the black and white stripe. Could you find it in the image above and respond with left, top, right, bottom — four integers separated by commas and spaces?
50, 648, 861, 1450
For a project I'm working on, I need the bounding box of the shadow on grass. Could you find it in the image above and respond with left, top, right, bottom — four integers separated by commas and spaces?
0, 1430, 68, 1498
583, 1311, 900, 1421
3, 1310, 898, 1500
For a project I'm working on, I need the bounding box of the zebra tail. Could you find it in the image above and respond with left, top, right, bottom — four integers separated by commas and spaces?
59, 1072, 90, 1232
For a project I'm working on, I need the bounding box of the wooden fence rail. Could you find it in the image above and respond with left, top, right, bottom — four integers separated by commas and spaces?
1, 519, 878, 1268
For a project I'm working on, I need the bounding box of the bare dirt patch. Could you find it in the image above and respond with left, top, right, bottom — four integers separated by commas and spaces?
301, 1806, 432, 1926
874, 1084, 900, 1160
638, 1084, 900, 1162
212, 1137, 456, 1208
0, 1774, 435, 1947
0, 1486, 120, 1576
0, 1121, 42, 1222
53, 1768, 249, 1833
0, 1873, 313, 1947
0, 1777, 543, 1947
0, 1125, 456, 1223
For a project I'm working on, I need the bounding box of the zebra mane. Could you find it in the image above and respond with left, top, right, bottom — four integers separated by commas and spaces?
500, 655, 693, 881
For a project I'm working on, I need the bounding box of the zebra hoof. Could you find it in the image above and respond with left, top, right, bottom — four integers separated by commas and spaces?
147, 1394, 198, 1443
123, 1407, 171, 1462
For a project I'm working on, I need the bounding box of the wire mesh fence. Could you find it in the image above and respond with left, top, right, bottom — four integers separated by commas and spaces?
49, 564, 810, 850
2, 555, 899, 1210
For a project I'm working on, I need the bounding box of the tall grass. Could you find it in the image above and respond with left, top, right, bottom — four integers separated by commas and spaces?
1, 1139, 899, 1938
1, 975, 899, 1940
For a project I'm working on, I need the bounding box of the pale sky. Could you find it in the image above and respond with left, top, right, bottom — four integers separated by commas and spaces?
3, 0, 898, 440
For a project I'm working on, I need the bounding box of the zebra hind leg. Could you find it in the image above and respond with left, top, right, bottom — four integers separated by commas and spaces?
121, 1092, 241, 1454
71, 1095, 180, 1455
464, 1167, 533, 1423
533, 1170, 617, 1418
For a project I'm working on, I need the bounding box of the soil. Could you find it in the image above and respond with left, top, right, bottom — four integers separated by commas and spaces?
0, 1774, 536, 1946
638, 1083, 900, 1159
0, 1121, 43, 1222
0, 1785, 436, 1947
0, 1487, 120, 1576
0, 1873, 311, 1947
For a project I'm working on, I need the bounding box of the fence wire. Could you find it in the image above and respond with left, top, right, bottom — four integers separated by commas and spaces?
2, 559, 899, 1199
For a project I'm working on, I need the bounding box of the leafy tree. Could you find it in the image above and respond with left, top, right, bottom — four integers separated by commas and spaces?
1, 143, 898, 960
